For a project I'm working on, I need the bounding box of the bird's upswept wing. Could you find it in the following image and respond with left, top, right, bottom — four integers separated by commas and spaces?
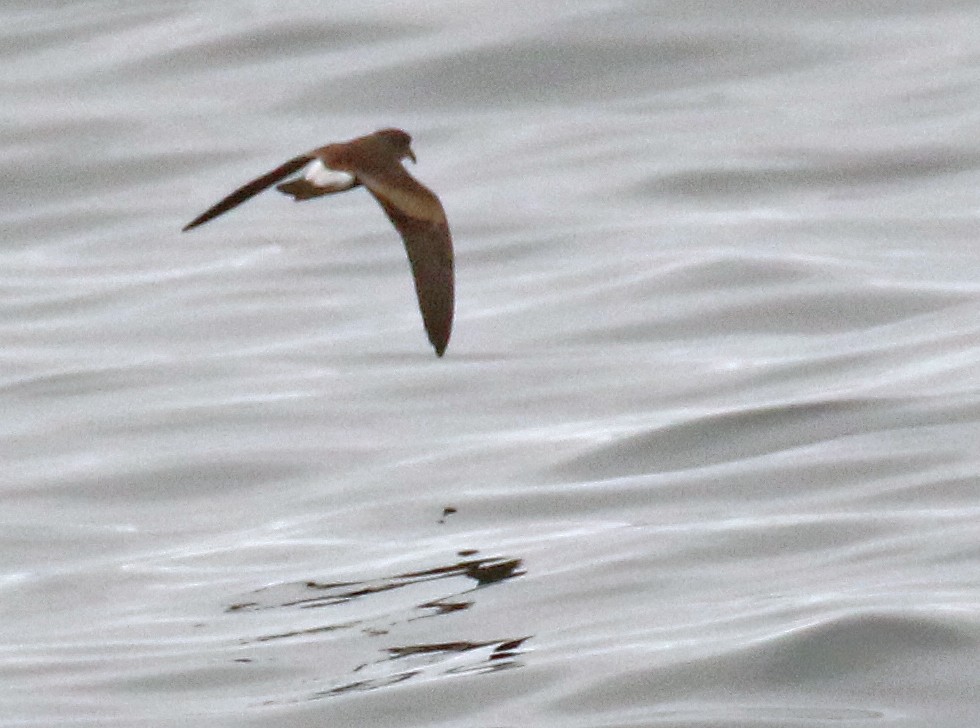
182, 155, 313, 231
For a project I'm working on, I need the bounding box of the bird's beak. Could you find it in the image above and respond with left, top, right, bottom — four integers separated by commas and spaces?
407, 148, 417, 164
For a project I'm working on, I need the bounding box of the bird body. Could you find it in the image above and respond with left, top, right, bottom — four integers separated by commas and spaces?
183, 129, 454, 356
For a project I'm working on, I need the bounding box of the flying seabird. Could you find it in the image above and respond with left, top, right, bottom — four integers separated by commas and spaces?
183, 128, 454, 357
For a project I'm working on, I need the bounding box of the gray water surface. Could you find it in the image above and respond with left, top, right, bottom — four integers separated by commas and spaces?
3, 2, 980, 726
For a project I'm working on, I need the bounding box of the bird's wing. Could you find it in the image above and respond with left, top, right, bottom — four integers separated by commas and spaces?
365, 184, 454, 356
182, 154, 312, 231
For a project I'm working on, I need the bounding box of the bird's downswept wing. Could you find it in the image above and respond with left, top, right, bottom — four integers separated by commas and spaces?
182, 154, 313, 231
367, 188, 454, 357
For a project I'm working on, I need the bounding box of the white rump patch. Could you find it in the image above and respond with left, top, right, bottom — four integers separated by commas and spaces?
305, 160, 355, 189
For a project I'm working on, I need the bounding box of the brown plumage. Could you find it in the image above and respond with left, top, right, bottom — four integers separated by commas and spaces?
182, 129, 454, 357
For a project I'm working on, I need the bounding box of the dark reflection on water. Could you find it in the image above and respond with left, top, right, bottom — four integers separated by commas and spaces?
227, 553, 524, 615
321, 636, 530, 698
227, 551, 528, 702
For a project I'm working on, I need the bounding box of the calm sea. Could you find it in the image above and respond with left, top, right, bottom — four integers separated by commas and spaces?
3, 2, 980, 726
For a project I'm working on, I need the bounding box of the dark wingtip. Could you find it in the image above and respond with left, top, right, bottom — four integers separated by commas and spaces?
182, 213, 210, 232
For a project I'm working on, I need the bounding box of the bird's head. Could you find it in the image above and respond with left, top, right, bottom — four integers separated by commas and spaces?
375, 127, 416, 163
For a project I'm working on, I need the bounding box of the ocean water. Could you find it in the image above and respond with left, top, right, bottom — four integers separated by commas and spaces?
3, 2, 980, 726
